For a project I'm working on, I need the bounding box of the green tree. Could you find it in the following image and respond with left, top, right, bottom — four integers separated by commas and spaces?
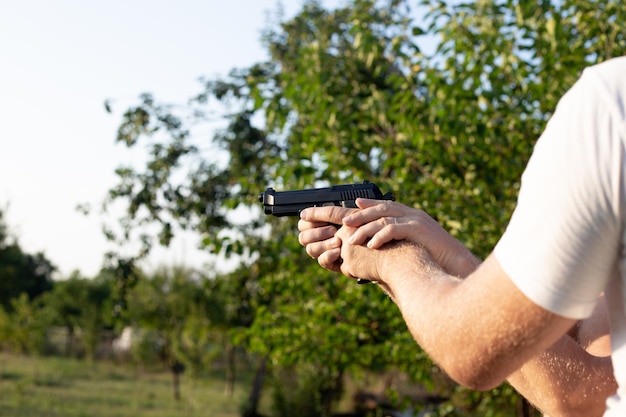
43, 272, 113, 360
0, 208, 55, 310
204, 264, 264, 404
101, 0, 626, 415
125, 266, 216, 401
0, 293, 49, 355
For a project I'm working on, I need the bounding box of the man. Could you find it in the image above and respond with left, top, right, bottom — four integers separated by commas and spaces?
297, 56, 626, 415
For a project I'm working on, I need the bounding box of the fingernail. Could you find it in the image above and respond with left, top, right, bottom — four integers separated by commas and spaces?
300, 209, 308, 220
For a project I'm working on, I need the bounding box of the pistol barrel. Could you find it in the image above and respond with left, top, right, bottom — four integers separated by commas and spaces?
259, 181, 394, 217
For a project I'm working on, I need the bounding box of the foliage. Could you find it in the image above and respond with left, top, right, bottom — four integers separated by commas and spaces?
0, 294, 49, 355
125, 268, 206, 362
270, 364, 344, 417
123, 267, 238, 383
0, 208, 55, 310
101, 0, 626, 415
42, 272, 114, 360
123, 266, 221, 399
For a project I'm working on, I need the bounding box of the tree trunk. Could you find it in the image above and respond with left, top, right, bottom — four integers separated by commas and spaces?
171, 361, 185, 401
66, 326, 75, 357
225, 342, 235, 397
242, 355, 268, 417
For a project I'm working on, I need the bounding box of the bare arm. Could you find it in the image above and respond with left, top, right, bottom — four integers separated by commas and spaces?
508, 334, 615, 417
298, 200, 616, 404
299, 203, 575, 390
508, 297, 616, 417
382, 251, 576, 390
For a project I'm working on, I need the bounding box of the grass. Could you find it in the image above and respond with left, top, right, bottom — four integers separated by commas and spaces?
0, 354, 254, 417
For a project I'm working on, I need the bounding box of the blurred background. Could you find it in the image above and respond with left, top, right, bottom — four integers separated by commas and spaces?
0, 0, 623, 416
1, 0, 304, 278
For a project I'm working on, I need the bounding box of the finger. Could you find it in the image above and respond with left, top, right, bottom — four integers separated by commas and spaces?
318, 247, 342, 272
343, 201, 396, 227
304, 236, 341, 259
334, 224, 359, 242
350, 216, 421, 248
298, 218, 330, 232
300, 206, 355, 225
298, 224, 337, 246
347, 217, 391, 245
366, 223, 414, 249
355, 198, 380, 209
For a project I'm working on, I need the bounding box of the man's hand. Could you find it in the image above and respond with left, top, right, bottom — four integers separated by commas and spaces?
298, 206, 356, 272
336, 225, 443, 299
298, 204, 440, 297
343, 198, 480, 277
332, 223, 392, 282
297, 198, 480, 280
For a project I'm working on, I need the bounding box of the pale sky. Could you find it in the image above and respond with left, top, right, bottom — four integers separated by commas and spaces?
0, 0, 340, 278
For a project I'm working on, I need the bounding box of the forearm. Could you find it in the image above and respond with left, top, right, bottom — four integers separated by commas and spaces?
377, 250, 576, 391
508, 295, 615, 417
422, 251, 615, 415
507, 334, 616, 417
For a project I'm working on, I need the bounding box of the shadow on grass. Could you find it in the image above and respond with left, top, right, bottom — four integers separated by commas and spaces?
0, 371, 22, 381
33, 375, 71, 388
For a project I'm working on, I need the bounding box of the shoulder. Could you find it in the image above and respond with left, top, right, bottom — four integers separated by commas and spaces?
494, 58, 626, 320
586, 56, 626, 79
575, 57, 626, 122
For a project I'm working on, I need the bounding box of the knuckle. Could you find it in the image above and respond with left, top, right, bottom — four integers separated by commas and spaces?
334, 227, 347, 240
377, 202, 391, 214
329, 206, 346, 220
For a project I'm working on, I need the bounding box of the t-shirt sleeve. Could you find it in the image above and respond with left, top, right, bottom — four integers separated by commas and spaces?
494, 64, 626, 320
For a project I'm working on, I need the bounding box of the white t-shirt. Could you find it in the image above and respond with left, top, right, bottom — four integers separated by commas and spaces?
494, 56, 626, 415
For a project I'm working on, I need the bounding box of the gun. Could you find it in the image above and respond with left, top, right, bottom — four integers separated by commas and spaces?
260, 181, 394, 285
259, 180, 395, 217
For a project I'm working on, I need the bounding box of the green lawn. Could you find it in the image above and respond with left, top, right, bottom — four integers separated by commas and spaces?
0, 354, 252, 417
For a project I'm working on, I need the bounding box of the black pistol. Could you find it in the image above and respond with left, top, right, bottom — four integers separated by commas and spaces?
259, 181, 395, 285
259, 180, 395, 217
